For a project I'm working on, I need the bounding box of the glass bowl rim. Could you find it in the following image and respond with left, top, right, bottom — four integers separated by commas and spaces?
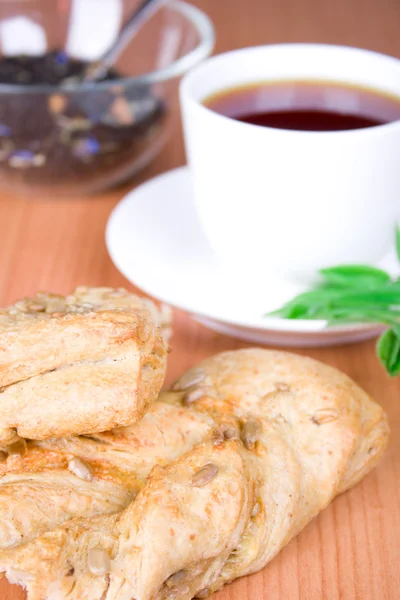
0, 0, 215, 94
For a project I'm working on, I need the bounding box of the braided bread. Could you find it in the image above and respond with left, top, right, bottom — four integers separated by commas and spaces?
0, 287, 169, 445
0, 349, 389, 600
0, 401, 213, 550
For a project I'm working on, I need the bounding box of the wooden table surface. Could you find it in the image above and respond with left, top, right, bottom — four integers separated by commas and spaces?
1, 0, 400, 598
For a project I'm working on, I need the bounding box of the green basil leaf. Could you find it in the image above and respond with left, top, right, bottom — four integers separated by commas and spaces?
283, 304, 314, 319
377, 327, 400, 376
266, 229, 400, 376
319, 265, 391, 287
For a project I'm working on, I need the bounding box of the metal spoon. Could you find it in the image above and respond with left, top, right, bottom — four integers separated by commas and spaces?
64, 0, 164, 86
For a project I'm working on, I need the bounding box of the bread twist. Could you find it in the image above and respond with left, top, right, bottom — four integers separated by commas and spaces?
0, 287, 169, 446
0, 349, 389, 600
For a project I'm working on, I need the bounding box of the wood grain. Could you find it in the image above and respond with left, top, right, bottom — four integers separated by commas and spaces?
1, 0, 400, 598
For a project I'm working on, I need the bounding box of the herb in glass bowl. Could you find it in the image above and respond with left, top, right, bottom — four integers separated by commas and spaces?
268, 227, 400, 376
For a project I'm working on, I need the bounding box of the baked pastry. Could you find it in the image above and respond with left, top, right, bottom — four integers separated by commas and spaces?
0, 287, 169, 445
0, 349, 389, 600
0, 401, 214, 550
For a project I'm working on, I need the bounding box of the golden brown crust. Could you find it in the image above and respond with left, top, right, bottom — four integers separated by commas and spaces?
0, 349, 389, 599
0, 287, 170, 387
0, 401, 214, 549
0, 287, 169, 443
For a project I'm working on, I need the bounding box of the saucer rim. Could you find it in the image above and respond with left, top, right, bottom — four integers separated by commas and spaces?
105, 166, 381, 339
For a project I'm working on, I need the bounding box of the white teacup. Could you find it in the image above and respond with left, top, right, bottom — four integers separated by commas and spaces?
180, 44, 400, 282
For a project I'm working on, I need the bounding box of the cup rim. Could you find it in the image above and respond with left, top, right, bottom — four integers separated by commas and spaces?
0, 0, 215, 94
180, 42, 400, 137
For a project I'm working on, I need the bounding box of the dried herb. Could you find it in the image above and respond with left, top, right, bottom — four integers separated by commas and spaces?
0, 51, 165, 190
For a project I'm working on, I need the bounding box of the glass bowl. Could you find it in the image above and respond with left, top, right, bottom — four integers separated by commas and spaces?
0, 0, 214, 195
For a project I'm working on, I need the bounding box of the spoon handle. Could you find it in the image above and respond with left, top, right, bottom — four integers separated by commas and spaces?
85, 0, 165, 82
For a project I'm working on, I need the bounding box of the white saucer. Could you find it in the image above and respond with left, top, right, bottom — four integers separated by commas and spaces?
106, 166, 397, 347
